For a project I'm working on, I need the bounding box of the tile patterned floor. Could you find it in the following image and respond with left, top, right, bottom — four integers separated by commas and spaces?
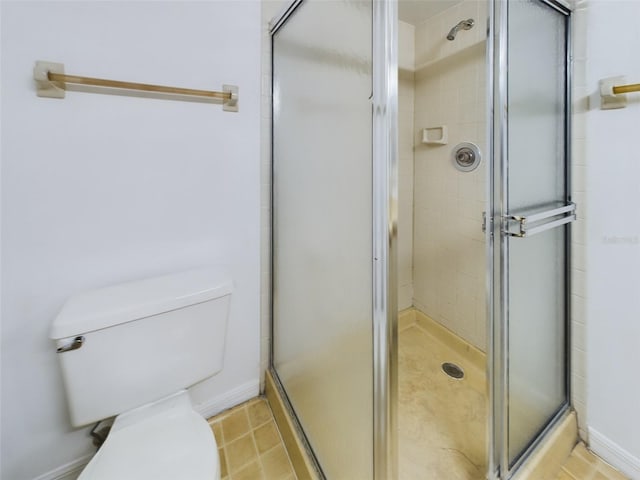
555, 443, 629, 480
210, 342, 626, 480
207, 397, 297, 480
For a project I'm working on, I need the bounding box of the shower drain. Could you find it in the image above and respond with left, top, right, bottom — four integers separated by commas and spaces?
442, 362, 464, 379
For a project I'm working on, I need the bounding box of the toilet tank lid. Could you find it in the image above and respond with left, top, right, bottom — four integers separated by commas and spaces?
50, 267, 233, 340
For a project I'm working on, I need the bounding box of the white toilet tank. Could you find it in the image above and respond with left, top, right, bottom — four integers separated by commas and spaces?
51, 267, 233, 427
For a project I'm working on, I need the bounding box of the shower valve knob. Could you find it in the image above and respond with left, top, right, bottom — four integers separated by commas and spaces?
456, 149, 475, 165
452, 142, 482, 172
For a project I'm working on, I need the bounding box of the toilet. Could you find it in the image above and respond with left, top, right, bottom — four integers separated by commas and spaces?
50, 267, 232, 480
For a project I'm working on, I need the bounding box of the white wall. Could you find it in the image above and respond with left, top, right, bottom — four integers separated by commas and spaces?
582, 1, 640, 478
0, 2, 261, 479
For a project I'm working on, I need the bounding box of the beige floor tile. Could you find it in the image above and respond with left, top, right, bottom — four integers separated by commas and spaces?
261, 444, 295, 479
556, 469, 576, 480
254, 421, 281, 454
573, 443, 598, 465
555, 443, 629, 480
248, 399, 273, 428
208, 396, 299, 480
211, 421, 224, 446
233, 460, 265, 480
563, 454, 594, 479
596, 461, 629, 480
226, 433, 258, 473
222, 408, 251, 444
219, 448, 228, 478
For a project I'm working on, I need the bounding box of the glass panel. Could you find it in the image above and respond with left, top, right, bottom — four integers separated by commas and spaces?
506, 0, 567, 465
507, 229, 566, 462
272, 1, 373, 478
507, 0, 566, 211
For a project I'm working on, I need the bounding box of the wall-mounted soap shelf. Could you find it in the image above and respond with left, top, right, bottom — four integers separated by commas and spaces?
421, 126, 448, 145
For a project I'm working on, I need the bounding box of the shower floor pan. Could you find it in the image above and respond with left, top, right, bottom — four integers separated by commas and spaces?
399, 308, 487, 480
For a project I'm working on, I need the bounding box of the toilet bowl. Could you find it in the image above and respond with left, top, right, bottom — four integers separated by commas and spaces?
51, 268, 232, 480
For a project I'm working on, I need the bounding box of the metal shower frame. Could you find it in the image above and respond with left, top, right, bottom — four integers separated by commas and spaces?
268, 1, 398, 479
269, 0, 573, 478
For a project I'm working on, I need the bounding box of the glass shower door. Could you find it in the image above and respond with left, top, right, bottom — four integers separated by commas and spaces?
271, 1, 378, 478
491, 0, 573, 476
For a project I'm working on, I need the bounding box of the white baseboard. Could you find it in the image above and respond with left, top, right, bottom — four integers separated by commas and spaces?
32, 454, 93, 480
33, 381, 260, 480
589, 427, 640, 479
196, 379, 260, 420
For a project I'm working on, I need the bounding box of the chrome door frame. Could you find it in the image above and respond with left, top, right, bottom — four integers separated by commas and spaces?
488, 0, 573, 478
268, 1, 398, 479
372, 1, 398, 479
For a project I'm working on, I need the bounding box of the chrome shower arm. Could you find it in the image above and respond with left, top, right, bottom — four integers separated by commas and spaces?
447, 18, 475, 41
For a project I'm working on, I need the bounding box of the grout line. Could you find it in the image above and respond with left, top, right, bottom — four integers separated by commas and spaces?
265, 401, 298, 479
211, 396, 299, 480
247, 418, 267, 480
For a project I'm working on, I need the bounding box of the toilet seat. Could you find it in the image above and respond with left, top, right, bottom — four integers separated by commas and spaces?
79, 391, 220, 480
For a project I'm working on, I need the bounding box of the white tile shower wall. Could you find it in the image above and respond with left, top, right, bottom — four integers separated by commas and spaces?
412, 0, 488, 351
570, 0, 588, 440
399, 20, 415, 72
398, 21, 415, 311
260, 0, 285, 390
414, 0, 487, 70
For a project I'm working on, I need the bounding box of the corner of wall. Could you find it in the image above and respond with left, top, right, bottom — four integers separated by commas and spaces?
398, 19, 415, 312
259, 0, 284, 392
569, 0, 589, 442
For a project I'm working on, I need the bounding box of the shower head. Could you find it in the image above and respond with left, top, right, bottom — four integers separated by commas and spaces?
446, 18, 474, 41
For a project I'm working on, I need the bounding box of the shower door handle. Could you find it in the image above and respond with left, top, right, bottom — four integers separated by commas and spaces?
504, 203, 576, 238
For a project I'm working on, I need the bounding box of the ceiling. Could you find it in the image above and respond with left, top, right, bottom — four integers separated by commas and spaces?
398, 0, 464, 26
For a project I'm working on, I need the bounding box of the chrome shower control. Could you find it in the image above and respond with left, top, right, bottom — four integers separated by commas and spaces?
452, 142, 481, 172
456, 148, 475, 166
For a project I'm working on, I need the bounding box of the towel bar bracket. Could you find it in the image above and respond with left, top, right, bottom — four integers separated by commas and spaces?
600, 75, 628, 110
34, 61, 66, 98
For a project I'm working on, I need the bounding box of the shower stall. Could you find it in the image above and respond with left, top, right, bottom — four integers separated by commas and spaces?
269, 0, 573, 478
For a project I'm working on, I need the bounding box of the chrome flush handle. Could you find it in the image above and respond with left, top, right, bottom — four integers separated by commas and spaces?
56, 336, 85, 353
